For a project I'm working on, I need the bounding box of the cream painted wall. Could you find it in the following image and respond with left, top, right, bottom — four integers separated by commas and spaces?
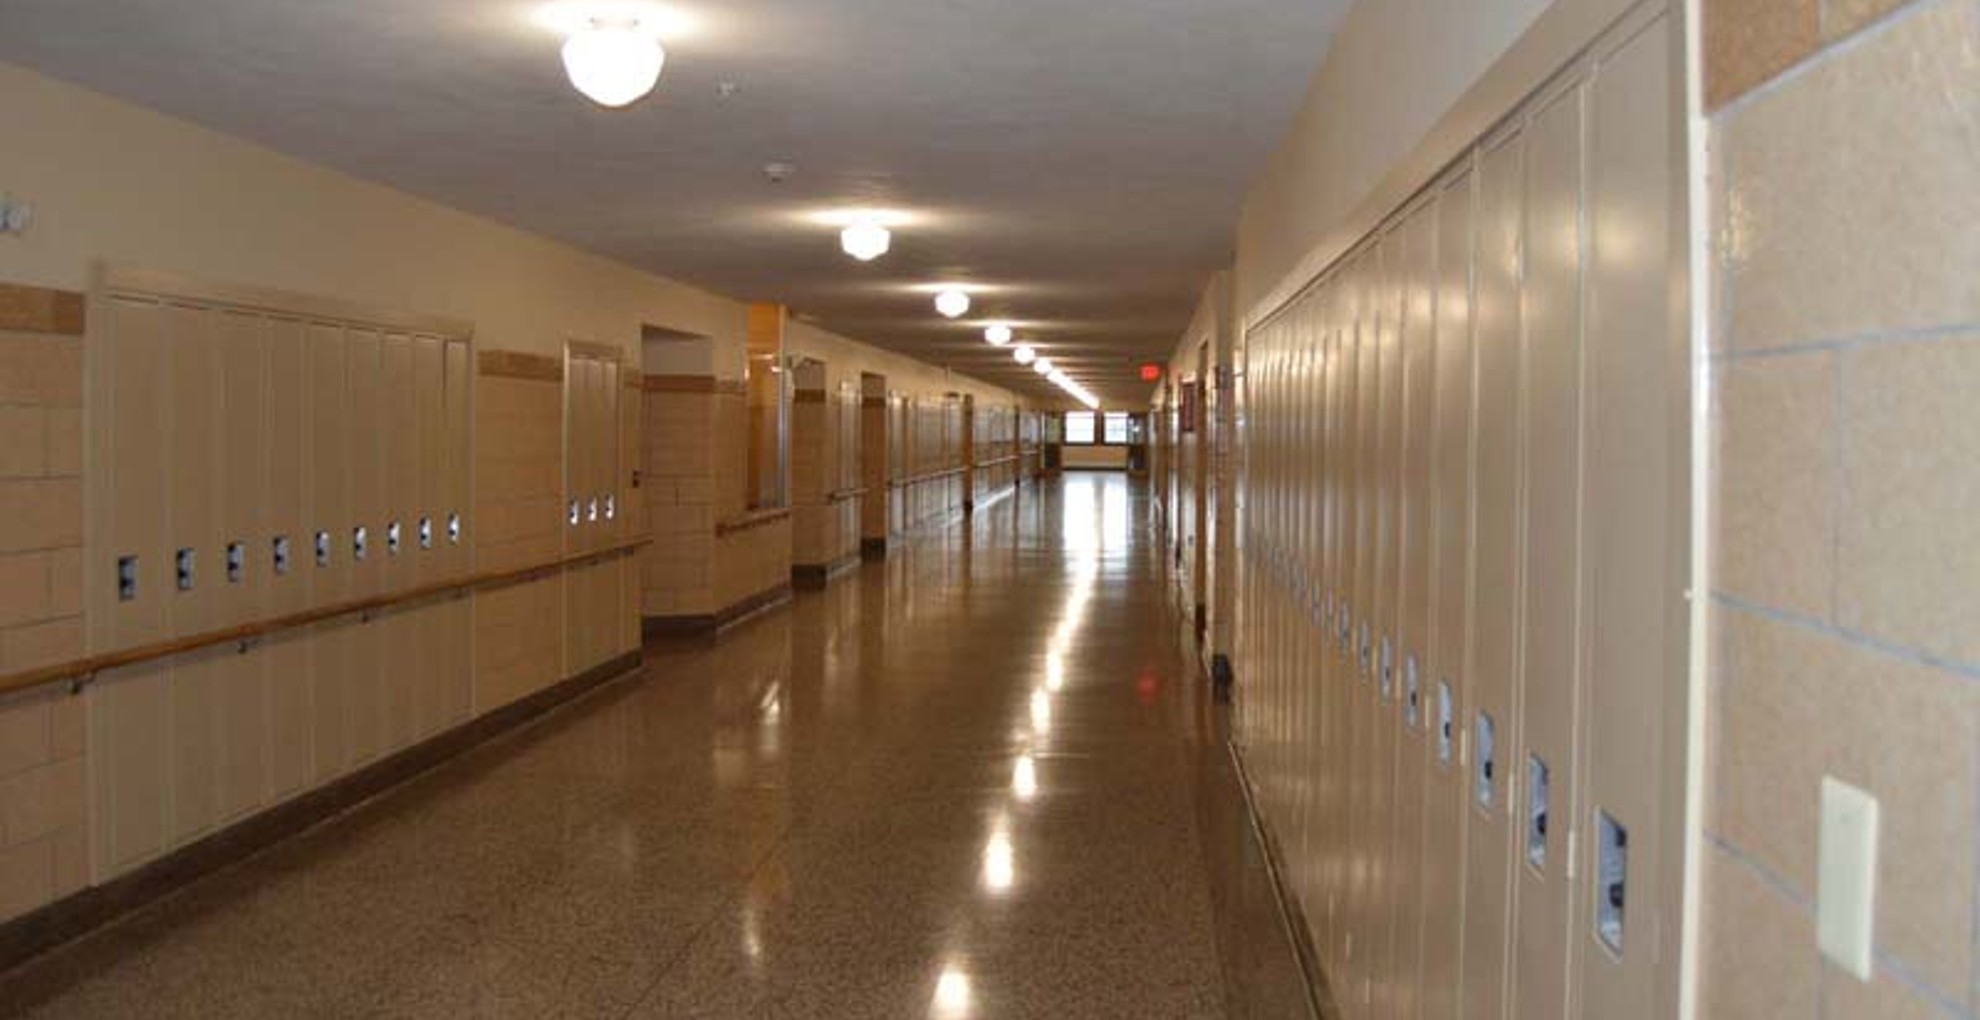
785, 320, 1020, 411
0, 62, 745, 362
1236, 0, 1640, 320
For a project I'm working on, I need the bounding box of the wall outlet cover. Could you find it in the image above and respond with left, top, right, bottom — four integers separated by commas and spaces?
1818, 775, 1880, 981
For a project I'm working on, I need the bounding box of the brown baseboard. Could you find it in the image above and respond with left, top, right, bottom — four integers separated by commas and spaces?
860, 537, 889, 561
792, 553, 860, 591
0, 648, 643, 975
643, 582, 793, 640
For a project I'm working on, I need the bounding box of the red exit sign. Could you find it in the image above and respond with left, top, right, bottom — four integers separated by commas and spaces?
1139, 363, 1163, 382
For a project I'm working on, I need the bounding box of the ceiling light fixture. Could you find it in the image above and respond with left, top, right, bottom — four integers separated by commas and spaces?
1033, 358, 1054, 376
935, 289, 971, 319
1012, 345, 1036, 366
561, 16, 666, 107
840, 218, 892, 262
984, 324, 1013, 346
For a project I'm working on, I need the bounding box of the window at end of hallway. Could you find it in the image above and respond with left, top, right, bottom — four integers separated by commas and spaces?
1065, 411, 1097, 445
1103, 412, 1130, 445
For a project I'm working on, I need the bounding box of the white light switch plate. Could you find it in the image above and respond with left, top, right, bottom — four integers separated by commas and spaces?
1818, 776, 1880, 981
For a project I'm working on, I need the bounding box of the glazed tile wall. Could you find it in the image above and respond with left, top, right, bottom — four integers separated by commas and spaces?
473, 359, 563, 711
1226, 11, 1684, 1019
641, 385, 716, 616
1702, 0, 1980, 1015
0, 292, 87, 923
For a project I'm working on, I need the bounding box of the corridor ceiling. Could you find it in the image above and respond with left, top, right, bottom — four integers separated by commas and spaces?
0, 0, 1347, 404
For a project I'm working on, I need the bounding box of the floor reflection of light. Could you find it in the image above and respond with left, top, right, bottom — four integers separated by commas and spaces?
1029, 689, 1052, 731
982, 828, 1015, 893
1011, 754, 1037, 801
932, 967, 973, 1017
1044, 654, 1065, 693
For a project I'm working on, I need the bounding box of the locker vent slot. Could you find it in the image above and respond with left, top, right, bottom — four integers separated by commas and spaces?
1437, 681, 1454, 764
387, 521, 402, 555
315, 531, 332, 567
273, 536, 292, 576
226, 542, 245, 584
117, 556, 138, 602
447, 513, 462, 544
1598, 810, 1628, 955
1527, 755, 1551, 869
1380, 634, 1395, 700
1475, 713, 1497, 808
352, 526, 369, 562
1404, 653, 1421, 728
418, 517, 434, 550
175, 549, 196, 592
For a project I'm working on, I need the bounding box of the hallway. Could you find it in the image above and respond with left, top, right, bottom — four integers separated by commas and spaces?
0, 475, 1302, 1019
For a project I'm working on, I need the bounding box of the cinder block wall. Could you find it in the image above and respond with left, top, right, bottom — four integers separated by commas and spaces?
1700, 0, 1980, 1015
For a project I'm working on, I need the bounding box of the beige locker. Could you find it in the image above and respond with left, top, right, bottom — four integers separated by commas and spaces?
381, 335, 419, 753
1344, 251, 1377, 1002
345, 331, 384, 765
164, 304, 222, 845
308, 324, 350, 779
1320, 293, 1348, 958
264, 318, 314, 798
94, 298, 172, 874
440, 339, 472, 728
1420, 168, 1478, 1020
411, 337, 446, 739
1462, 133, 1525, 1020
1513, 84, 1587, 1020
1577, 19, 1676, 1016
1392, 202, 1438, 1020
214, 311, 270, 827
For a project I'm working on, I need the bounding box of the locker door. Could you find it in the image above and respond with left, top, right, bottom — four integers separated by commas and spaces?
439, 339, 473, 727
1577, 21, 1676, 1016
1319, 293, 1347, 956
1393, 202, 1439, 1020
1370, 235, 1406, 1019
165, 304, 222, 845
1299, 302, 1324, 925
1462, 133, 1525, 1020
1513, 84, 1587, 1020
264, 318, 314, 798
214, 311, 270, 826
381, 334, 419, 752
308, 324, 350, 779
1421, 168, 1478, 1020
1345, 252, 1377, 1002
94, 298, 173, 875
413, 337, 447, 738
344, 331, 384, 764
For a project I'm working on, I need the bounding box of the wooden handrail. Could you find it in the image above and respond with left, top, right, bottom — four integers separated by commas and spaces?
888, 466, 968, 489
715, 507, 792, 536
0, 536, 652, 699
971, 455, 1021, 469
827, 486, 869, 504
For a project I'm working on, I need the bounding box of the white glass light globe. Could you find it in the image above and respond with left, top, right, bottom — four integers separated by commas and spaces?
562, 22, 665, 108
1012, 345, 1036, 366
1033, 358, 1054, 376
984, 325, 1013, 346
840, 220, 892, 261
935, 290, 971, 319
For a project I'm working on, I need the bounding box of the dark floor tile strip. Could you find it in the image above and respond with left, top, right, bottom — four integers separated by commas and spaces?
1224, 742, 1338, 1020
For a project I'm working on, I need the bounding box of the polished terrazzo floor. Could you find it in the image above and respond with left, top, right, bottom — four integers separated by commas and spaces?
0, 474, 1319, 1019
